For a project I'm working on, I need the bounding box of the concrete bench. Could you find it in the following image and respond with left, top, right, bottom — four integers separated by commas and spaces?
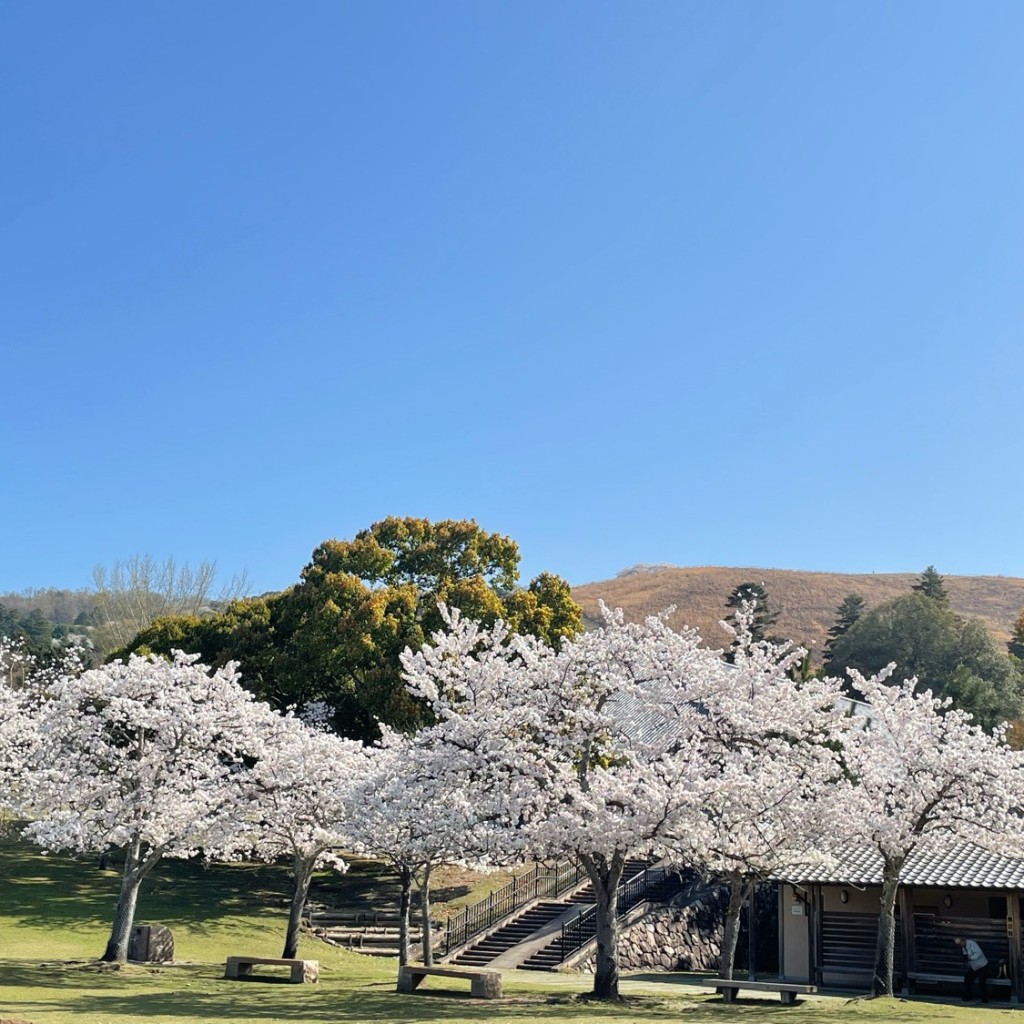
224, 956, 319, 983
397, 964, 502, 998
715, 979, 817, 1005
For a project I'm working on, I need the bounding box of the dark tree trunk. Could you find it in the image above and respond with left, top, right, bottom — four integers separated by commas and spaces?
419, 863, 434, 966
397, 865, 413, 967
581, 852, 625, 1000
719, 878, 752, 981
872, 858, 902, 996
101, 837, 151, 963
282, 855, 314, 960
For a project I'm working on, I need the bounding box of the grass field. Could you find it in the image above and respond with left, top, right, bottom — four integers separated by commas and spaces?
0, 840, 1016, 1024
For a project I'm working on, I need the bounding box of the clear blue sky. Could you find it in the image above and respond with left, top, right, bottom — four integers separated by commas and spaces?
3, 2, 1023, 595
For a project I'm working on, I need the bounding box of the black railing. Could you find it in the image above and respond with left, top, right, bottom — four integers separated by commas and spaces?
558, 864, 673, 964
442, 859, 587, 954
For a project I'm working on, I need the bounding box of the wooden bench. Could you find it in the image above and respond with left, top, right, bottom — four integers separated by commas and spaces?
905, 971, 1011, 995
224, 956, 319, 984
715, 979, 817, 1005
397, 964, 502, 999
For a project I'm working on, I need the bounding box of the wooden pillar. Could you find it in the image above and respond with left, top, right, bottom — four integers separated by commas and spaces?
811, 885, 824, 986
778, 884, 787, 981
897, 884, 914, 996
804, 886, 815, 984
1008, 891, 1023, 1005
748, 882, 758, 981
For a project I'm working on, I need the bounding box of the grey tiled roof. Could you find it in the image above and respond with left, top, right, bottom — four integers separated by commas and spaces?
781, 842, 1024, 889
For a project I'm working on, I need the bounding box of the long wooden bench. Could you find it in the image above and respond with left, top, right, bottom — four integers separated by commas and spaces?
224, 956, 319, 983
905, 971, 1011, 995
715, 979, 817, 1005
397, 964, 502, 999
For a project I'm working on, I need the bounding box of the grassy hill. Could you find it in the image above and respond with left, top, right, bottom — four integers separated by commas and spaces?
572, 566, 1024, 659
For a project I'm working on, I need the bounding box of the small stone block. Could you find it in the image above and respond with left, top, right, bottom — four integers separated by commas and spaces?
471, 973, 502, 999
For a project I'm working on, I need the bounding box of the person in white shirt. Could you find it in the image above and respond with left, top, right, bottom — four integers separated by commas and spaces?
955, 936, 989, 1002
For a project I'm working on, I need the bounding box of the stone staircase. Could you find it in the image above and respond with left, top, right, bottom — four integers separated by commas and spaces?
308, 858, 686, 968
448, 900, 572, 966
307, 909, 439, 958
447, 858, 656, 971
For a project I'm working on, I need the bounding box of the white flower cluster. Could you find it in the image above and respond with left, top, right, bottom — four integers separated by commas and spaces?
2, 599, 1022, 985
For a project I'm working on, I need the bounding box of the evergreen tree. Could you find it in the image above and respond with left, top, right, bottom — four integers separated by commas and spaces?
23, 609, 53, 650
828, 593, 1023, 730
724, 582, 779, 661
1009, 608, 1024, 662
912, 565, 949, 604
824, 593, 866, 665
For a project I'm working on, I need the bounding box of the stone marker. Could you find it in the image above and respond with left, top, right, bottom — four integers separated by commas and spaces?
128, 924, 174, 963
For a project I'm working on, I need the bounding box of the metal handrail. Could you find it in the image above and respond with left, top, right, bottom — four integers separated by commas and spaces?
558, 864, 671, 964
442, 859, 586, 954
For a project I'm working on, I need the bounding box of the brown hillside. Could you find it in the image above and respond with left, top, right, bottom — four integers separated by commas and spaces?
571, 567, 1024, 660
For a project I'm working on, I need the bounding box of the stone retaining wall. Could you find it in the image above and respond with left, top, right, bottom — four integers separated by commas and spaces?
577, 891, 728, 973
576, 885, 777, 975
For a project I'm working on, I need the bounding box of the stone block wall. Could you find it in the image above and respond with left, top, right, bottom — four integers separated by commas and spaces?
575, 884, 778, 975
577, 891, 728, 973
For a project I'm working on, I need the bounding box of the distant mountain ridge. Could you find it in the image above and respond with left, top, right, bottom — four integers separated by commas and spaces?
571, 566, 1024, 659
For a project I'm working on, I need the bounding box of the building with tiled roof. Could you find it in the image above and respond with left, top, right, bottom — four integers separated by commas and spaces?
783, 842, 1024, 890
778, 842, 1024, 1001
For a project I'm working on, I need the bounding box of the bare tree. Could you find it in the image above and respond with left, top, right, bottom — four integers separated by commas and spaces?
91, 555, 249, 653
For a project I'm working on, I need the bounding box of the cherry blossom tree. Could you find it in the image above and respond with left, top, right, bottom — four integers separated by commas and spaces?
401, 604, 746, 999
679, 614, 849, 980
18, 652, 280, 963
839, 666, 1024, 995
226, 714, 369, 959
349, 729, 483, 966
0, 637, 83, 823
0, 639, 35, 820
689, 749, 842, 979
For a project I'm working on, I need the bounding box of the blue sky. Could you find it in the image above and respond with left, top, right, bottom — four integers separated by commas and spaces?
3, 2, 1023, 595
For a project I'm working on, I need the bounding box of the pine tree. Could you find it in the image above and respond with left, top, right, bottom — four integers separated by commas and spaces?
824, 593, 866, 665
724, 582, 780, 660
1010, 608, 1024, 662
912, 565, 948, 604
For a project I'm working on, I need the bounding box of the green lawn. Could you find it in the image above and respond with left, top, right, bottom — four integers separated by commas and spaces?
0, 841, 1015, 1024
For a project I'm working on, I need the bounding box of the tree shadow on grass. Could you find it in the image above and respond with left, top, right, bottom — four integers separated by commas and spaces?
0, 841, 407, 937
26, 991, 692, 1024
0, 963, 948, 1024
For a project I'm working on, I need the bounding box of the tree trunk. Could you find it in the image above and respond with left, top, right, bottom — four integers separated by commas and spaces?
282, 855, 314, 960
872, 858, 902, 996
397, 865, 413, 967
582, 852, 625, 1000
719, 878, 752, 981
101, 838, 147, 963
419, 863, 433, 966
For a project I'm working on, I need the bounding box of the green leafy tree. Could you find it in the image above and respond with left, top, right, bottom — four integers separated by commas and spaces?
273, 519, 581, 738
824, 593, 866, 665
828, 593, 1023, 730
0, 605, 25, 643
0, 604, 53, 654
117, 518, 582, 741
912, 565, 949, 604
